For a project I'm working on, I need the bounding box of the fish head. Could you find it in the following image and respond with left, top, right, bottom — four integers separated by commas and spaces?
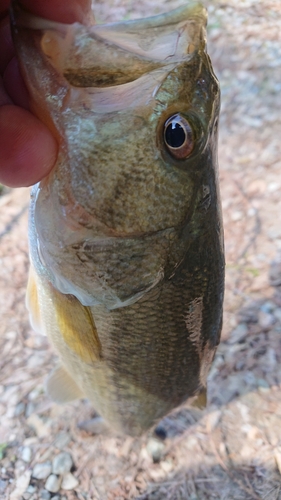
12, 3, 220, 309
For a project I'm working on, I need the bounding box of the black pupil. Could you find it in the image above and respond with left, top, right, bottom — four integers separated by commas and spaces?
165, 121, 186, 148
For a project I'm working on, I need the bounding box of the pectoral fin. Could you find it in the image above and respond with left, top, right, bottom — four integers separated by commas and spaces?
46, 364, 84, 403
50, 284, 102, 364
27, 265, 102, 365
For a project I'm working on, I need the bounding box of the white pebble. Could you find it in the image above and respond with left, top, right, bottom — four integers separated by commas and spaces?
32, 462, 52, 480
52, 452, 73, 475
61, 473, 79, 490
21, 447, 32, 463
45, 474, 61, 493
39, 489, 51, 500
54, 432, 71, 450
228, 323, 248, 344
268, 182, 280, 192
146, 438, 165, 463
274, 308, 281, 322
258, 311, 275, 329
231, 210, 243, 221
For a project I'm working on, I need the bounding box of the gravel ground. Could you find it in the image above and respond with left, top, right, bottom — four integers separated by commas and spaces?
1, 1, 281, 499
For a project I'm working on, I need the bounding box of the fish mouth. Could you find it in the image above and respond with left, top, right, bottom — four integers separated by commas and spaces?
12, 2, 207, 88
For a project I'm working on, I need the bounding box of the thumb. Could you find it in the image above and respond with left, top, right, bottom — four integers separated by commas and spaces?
0, 1, 93, 188
18, 0, 92, 24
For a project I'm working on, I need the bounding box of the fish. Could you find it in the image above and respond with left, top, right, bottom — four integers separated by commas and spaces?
12, 2, 224, 436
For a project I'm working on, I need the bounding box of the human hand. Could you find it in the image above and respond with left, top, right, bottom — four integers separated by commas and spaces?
0, 0, 91, 187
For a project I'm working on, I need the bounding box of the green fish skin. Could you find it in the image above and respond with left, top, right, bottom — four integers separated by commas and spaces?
12, 2, 225, 436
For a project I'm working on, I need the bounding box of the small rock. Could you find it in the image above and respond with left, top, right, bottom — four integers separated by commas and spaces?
45, 474, 61, 493
77, 416, 107, 434
247, 426, 261, 441
218, 374, 246, 403
27, 414, 49, 438
261, 301, 275, 313
235, 359, 245, 370
24, 437, 38, 447
0, 402, 8, 416
25, 402, 36, 418
146, 438, 165, 463
153, 426, 167, 440
160, 460, 173, 473
269, 256, 281, 287
238, 305, 258, 324
15, 459, 26, 472
258, 386, 270, 394
258, 310, 275, 329
28, 386, 43, 400
26, 485, 37, 494
231, 210, 243, 222
243, 371, 256, 386
10, 470, 32, 500
52, 496, 61, 500
257, 378, 270, 389
206, 410, 221, 432
236, 402, 250, 421
22, 447, 32, 463
274, 448, 281, 475
14, 402, 25, 417
40, 489, 51, 500
240, 444, 253, 459
268, 182, 280, 193
54, 432, 71, 450
274, 308, 281, 322
0, 479, 7, 493
263, 347, 277, 371
32, 462, 52, 480
61, 472, 79, 490
228, 323, 248, 344
185, 437, 198, 451
52, 452, 73, 475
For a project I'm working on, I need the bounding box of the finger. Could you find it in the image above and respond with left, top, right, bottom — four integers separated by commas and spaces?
0, 105, 57, 187
0, 78, 13, 106
3, 56, 29, 108
19, 0, 92, 24
0, 0, 10, 20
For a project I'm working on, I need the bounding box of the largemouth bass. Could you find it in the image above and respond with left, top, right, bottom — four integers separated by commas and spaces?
12, 2, 224, 436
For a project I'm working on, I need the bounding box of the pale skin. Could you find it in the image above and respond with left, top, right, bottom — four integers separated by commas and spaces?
0, 0, 91, 187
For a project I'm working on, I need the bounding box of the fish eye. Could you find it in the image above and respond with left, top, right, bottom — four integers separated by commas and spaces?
164, 114, 194, 160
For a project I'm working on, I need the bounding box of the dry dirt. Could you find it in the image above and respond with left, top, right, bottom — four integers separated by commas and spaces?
1, 0, 281, 499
